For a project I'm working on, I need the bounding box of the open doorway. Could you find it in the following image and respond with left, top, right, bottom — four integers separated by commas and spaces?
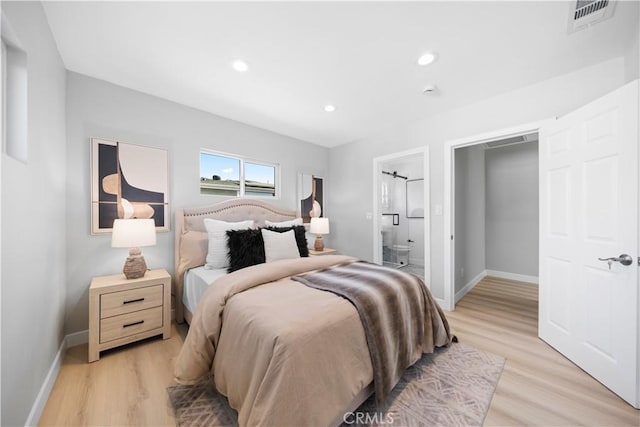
453, 134, 539, 301
373, 147, 430, 284
443, 121, 548, 310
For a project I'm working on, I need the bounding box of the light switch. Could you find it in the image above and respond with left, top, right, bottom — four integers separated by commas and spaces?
365, 212, 373, 220
434, 204, 443, 216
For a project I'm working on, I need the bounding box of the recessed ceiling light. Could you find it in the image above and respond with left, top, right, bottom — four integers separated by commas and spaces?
417, 52, 437, 66
232, 60, 249, 72
324, 105, 336, 112
422, 83, 438, 93
423, 84, 438, 94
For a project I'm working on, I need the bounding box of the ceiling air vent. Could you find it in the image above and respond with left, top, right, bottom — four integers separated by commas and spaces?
568, 0, 616, 33
483, 133, 537, 150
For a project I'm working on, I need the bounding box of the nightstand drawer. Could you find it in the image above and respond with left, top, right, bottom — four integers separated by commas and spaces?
89, 269, 171, 362
100, 284, 163, 318
100, 306, 163, 343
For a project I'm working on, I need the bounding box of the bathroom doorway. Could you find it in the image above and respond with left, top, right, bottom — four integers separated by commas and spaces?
373, 147, 430, 283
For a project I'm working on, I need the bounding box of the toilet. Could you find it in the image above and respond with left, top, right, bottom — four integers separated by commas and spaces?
392, 244, 410, 266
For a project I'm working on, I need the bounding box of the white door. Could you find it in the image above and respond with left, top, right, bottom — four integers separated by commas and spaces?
539, 80, 639, 407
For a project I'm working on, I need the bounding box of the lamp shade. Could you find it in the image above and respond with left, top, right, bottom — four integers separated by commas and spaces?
310, 217, 329, 235
111, 219, 157, 248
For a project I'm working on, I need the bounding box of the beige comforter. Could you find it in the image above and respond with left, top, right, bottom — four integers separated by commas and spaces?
174, 255, 447, 426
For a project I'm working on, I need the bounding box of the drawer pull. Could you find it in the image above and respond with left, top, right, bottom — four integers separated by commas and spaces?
123, 298, 145, 305
123, 320, 144, 328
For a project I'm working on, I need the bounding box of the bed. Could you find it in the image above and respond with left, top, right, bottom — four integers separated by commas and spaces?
173, 199, 301, 324
173, 199, 451, 426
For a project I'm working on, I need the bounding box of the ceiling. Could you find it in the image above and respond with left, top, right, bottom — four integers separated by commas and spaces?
42, 1, 639, 148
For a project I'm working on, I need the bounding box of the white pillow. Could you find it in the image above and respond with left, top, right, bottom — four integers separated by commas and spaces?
261, 229, 301, 263
204, 219, 254, 269
265, 218, 303, 227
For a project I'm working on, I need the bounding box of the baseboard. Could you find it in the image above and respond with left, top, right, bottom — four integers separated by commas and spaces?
25, 338, 65, 426
65, 329, 89, 348
25, 329, 89, 426
455, 270, 487, 303
435, 297, 448, 310
485, 269, 539, 284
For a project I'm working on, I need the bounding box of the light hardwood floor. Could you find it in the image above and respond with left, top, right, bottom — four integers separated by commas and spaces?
39, 277, 640, 426
448, 276, 639, 426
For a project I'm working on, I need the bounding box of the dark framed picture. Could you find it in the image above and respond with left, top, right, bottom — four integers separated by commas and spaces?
298, 173, 324, 224
91, 138, 169, 234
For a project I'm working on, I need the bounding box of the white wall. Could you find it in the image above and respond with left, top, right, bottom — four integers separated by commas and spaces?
624, 8, 639, 83
1, 2, 67, 425
454, 145, 485, 292
485, 142, 539, 277
65, 72, 329, 334
329, 57, 627, 300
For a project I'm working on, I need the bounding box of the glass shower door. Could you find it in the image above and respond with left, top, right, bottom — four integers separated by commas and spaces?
382, 213, 398, 266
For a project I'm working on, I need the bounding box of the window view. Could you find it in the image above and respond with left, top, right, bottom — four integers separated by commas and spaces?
200, 152, 241, 196
200, 151, 278, 198
245, 162, 276, 197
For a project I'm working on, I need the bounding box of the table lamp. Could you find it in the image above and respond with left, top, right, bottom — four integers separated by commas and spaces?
111, 218, 156, 279
310, 217, 330, 252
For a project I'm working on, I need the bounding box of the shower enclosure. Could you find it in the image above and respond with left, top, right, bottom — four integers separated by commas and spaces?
374, 149, 427, 281
380, 169, 423, 269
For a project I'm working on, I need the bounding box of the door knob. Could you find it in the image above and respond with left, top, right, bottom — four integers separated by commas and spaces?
598, 254, 634, 270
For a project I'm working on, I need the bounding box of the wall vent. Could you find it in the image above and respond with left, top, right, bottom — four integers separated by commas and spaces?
568, 0, 616, 33
483, 133, 537, 150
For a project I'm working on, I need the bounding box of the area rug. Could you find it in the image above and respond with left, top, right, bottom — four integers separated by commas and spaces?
167, 342, 505, 427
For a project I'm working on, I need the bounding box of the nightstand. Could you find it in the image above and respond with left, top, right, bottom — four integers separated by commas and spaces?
309, 248, 337, 256
88, 268, 171, 362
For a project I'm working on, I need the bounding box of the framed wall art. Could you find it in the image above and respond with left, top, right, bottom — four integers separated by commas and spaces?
91, 138, 169, 234
298, 173, 324, 224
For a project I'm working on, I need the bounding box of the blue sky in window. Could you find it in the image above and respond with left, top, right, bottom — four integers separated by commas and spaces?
200, 153, 274, 183
246, 162, 275, 184
200, 153, 239, 180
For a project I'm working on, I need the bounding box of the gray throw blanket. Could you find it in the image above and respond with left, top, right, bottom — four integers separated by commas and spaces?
292, 261, 452, 406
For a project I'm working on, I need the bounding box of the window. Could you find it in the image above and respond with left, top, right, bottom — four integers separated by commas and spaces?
200, 150, 279, 198
200, 152, 240, 196
245, 162, 276, 197
2, 34, 28, 163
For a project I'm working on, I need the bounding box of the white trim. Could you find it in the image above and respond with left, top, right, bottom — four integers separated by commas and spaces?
25, 330, 89, 426
443, 119, 551, 311
455, 270, 488, 303
485, 269, 539, 285
435, 297, 447, 310
65, 329, 89, 348
372, 146, 431, 288
25, 341, 65, 426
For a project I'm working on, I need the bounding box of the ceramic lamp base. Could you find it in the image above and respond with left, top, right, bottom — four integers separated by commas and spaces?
314, 235, 325, 252
123, 247, 148, 279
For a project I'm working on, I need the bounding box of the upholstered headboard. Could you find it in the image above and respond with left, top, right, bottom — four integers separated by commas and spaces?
173, 199, 298, 323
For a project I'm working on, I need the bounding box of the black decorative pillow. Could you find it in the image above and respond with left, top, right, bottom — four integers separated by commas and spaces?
265, 225, 309, 257
226, 229, 265, 273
